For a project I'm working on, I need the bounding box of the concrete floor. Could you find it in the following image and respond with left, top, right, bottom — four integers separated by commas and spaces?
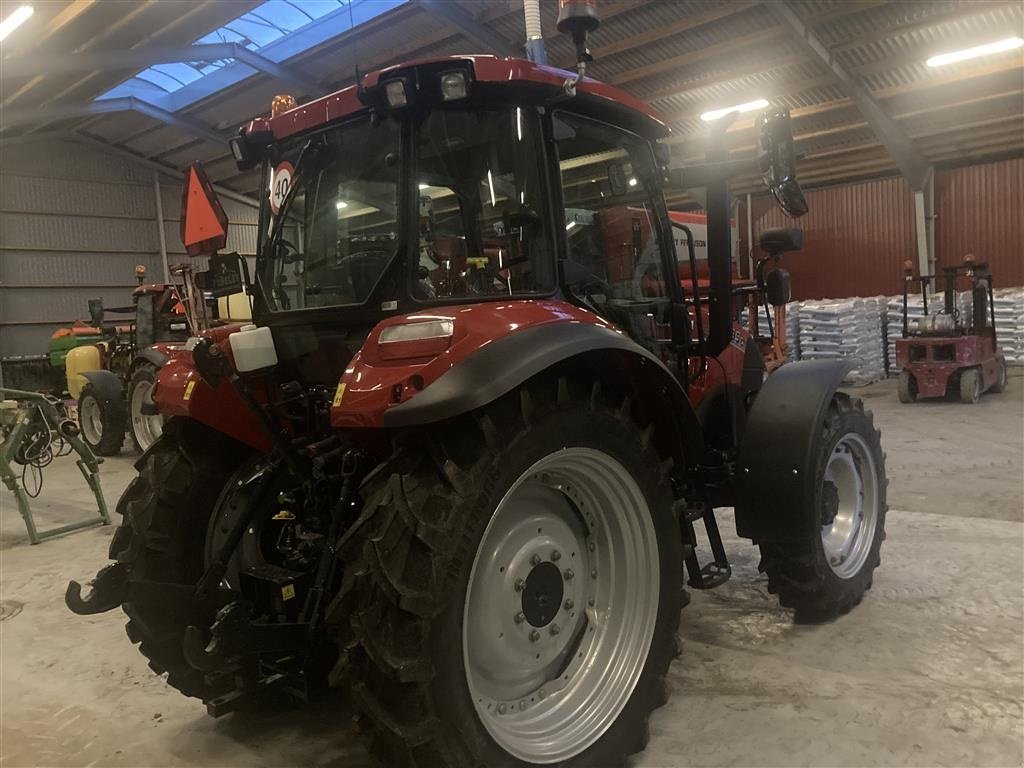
1, 373, 1022, 767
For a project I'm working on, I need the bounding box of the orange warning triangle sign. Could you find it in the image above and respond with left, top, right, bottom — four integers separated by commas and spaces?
181, 164, 228, 256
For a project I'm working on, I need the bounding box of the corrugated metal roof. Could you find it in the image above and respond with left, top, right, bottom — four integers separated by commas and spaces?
1, 0, 1020, 198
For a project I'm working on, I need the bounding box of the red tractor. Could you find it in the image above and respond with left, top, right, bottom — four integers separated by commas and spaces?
68, 12, 886, 767
896, 258, 1007, 404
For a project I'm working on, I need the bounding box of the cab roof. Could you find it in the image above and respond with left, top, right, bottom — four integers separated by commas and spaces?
251, 55, 668, 143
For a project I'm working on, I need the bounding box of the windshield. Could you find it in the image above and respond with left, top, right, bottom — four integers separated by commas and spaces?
261, 118, 400, 311
414, 107, 554, 300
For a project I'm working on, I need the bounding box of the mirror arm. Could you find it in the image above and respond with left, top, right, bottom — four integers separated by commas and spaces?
666, 158, 758, 189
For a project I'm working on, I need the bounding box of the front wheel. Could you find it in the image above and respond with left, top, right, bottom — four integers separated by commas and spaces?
128, 364, 166, 452
959, 367, 982, 403
336, 377, 683, 767
759, 394, 887, 621
78, 383, 126, 456
990, 360, 1008, 394
897, 370, 917, 403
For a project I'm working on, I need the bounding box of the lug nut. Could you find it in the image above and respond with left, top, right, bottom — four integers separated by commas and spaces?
588, 541, 596, 552
539, 689, 547, 699
563, 569, 575, 580
530, 554, 542, 566
588, 598, 595, 607
591, 569, 598, 579
564, 599, 574, 610
529, 630, 540, 642
551, 550, 561, 561
514, 578, 525, 592
550, 624, 560, 636
514, 611, 526, 624
498, 703, 507, 714
519, 699, 528, 711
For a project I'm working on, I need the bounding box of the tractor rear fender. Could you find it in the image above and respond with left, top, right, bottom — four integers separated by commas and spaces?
734, 359, 849, 543
79, 369, 125, 402
378, 321, 704, 463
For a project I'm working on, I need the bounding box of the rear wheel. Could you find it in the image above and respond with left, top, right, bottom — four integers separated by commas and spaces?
78, 383, 126, 456
959, 367, 982, 404
897, 370, 917, 403
335, 376, 683, 767
759, 394, 887, 621
128, 363, 165, 452
108, 419, 249, 697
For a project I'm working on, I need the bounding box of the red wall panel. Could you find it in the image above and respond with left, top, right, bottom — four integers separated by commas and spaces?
934, 157, 1024, 288
746, 176, 918, 300
735, 157, 1023, 300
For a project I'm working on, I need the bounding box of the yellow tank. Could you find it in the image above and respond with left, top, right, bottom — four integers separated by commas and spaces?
65, 345, 102, 399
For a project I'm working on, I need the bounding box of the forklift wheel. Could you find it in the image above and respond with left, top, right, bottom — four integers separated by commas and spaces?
959, 368, 982, 404
897, 371, 917, 404
991, 361, 1008, 394
78, 384, 126, 456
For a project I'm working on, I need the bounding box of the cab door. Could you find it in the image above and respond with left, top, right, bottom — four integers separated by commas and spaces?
551, 111, 685, 366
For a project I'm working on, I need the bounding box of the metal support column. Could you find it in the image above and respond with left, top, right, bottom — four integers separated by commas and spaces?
153, 171, 170, 283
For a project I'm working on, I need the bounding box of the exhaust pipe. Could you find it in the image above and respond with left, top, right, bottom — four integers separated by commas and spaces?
523, 0, 547, 63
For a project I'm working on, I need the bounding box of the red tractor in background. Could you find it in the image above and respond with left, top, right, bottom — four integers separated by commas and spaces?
897, 258, 1007, 404
67, 8, 887, 766
56, 264, 209, 455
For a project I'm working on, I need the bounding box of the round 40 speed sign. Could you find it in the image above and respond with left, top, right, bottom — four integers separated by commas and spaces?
269, 161, 294, 215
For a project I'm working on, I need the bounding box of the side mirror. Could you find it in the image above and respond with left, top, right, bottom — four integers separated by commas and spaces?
756, 110, 808, 218
87, 298, 104, 328
180, 163, 229, 257
765, 268, 792, 307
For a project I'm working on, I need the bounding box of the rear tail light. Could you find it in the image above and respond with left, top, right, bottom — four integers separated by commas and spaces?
378, 319, 454, 360
379, 319, 453, 343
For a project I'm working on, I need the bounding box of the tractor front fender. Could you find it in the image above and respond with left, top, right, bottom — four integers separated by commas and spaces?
80, 370, 125, 402
380, 321, 704, 464
734, 359, 849, 543
133, 346, 170, 371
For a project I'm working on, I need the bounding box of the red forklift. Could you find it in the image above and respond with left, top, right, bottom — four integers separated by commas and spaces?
66, 6, 887, 766
896, 257, 1007, 404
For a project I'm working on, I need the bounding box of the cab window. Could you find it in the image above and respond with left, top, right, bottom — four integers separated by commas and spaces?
413, 107, 554, 300
553, 113, 672, 353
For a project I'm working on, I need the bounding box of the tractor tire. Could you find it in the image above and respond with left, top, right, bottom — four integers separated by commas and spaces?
128, 363, 165, 452
758, 394, 887, 622
990, 361, 1008, 394
78, 383, 126, 456
333, 376, 684, 767
108, 418, 249, 698
959, 368, 982, 404
897, 370, 917, 404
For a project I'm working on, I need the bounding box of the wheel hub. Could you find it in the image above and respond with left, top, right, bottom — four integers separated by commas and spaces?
521, 561, 564, 627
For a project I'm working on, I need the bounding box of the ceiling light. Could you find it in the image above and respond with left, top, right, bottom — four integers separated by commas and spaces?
628, 177, 638, 187
336, 201, 348, 210
700, 98, 770, 122
566, 221, 576, 230
0, 5, 33, 42
927, 37, 1023, 67
418, 183, 429, 190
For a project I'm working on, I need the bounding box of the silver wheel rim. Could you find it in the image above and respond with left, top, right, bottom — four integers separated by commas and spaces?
130, 379, 164, 451
79, 396, 103, 445
820, 433, 879, 579
463, 447, 659, 764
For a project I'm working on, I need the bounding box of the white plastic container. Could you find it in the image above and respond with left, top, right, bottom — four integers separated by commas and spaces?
229, 324, 278, 372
